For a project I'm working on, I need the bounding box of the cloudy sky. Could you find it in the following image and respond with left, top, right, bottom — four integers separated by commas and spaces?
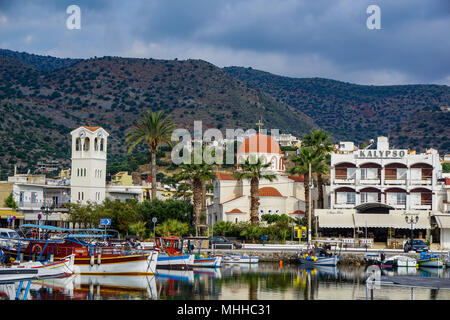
0, 0, 449, 85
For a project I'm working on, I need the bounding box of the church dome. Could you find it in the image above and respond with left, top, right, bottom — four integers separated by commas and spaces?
237, 132, 282, 155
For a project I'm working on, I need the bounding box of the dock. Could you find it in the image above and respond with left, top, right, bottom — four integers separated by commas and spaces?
380, 276, 450, 289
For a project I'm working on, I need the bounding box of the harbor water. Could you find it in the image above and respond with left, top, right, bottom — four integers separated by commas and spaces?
2, 262, 450, 300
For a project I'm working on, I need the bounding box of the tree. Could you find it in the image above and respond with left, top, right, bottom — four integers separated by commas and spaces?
126, 110, 175, 200
288, 147, 324, 222
233, 156, 277, 224
155, 219, 189, 237
302, 129, 333, 209
4, 194, 17, 209
175, 149, 217, 234
213, 221, 235, 236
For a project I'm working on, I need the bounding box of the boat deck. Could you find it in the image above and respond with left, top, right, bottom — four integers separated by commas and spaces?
380, 276, 450, 289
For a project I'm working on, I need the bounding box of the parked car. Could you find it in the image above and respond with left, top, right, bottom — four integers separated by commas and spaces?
209, 236, 242, 249
0, 228, 20, 248
404, 239, 428, 253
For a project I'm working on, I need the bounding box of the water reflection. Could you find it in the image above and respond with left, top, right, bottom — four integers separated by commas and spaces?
2, 263, 450, 300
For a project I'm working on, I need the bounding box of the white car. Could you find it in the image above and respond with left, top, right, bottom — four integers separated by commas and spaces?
0, 228, 21, 248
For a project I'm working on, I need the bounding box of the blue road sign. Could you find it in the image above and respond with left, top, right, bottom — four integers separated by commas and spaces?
100, 219, 111, 226
6, 215, 11, 223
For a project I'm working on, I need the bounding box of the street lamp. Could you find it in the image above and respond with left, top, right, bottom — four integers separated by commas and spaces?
405, 215, 419, 244
152, 217, 157, 241
41, 201, 54, 224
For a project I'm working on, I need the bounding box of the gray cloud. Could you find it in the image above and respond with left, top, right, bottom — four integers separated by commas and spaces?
0, 0, 448, 85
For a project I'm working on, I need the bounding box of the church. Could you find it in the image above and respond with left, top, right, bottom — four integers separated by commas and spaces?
207, 128, 312, 225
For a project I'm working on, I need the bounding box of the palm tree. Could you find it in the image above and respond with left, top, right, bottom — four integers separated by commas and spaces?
176, 155, 217, 235
126, 110, 175, 200
302, 129, 333, 209
233, 156, 277, 224
288, 147, 324, 221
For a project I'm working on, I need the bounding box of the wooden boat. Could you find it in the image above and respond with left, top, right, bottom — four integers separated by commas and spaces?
391, 255, 417, 268
1, 225, 158, 275
154, 237, 194, 270
417, 252, 444, 268
193, 255, 222, 268
299, 254, 340, 266
0, 254, 74, 283
222, 253, 259, 264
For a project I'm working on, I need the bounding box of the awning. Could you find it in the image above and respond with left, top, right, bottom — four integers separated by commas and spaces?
434, 215, 450, 229
318, 213, 355, 229
0, 210, 24, 220
354, 213, 431, 229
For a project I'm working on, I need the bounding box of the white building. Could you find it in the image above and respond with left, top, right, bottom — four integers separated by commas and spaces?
70, 125, 109, 204
316, 136, 445, 244
207, 131, 314, 225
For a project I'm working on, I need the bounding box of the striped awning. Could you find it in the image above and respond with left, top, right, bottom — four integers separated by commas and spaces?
354, 213, 431, 229
434, 215, 450, 229
0, 210, 24, 219
318, 213, 355, 229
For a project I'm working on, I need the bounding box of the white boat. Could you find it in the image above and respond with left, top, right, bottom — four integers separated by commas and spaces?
0, 254, 75, 283
156, 252, 194, 270
299, 255, 340, 266
75, 250, 158, 275
193, 256, 222, 268
391, 255, 417, 268
223, 254, 259, 264
417, 252, 444, 268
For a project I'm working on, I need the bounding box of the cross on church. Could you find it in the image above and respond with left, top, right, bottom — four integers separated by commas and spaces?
256, 119, 264, 132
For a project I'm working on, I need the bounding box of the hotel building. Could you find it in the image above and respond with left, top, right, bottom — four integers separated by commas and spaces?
315, 136, 446, 246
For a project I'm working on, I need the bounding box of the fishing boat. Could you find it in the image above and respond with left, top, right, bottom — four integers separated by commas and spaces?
154, 237, 194, 270
1, 225, 158, 275
299, 253, 340, 266
391, 255, 417, 268
0, 254, 74, 283
417, 252, 444, 268
193, 255, 222, 268
222, 253, 259, 264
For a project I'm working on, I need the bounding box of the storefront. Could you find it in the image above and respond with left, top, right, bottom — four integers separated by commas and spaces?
0, 209, 24, 228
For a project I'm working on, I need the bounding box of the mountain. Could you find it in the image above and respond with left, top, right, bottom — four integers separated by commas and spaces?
0, 50, 317, 179
224, 66, 450, 153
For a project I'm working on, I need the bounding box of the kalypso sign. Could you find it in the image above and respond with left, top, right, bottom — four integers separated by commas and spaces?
355, 149, 407, 159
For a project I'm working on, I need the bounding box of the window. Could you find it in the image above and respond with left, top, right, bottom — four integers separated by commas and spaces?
75, 138, 81, 151
346, 192, 356, 204
83, 137, 90, 151
94, 138, 98, 151
396, 193, 406, 205
361, 168, 378, 180
84, 168, 87, 176
31, 192, 37, 203
100, 138, 104, 151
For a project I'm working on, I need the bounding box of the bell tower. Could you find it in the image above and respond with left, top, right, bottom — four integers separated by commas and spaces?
70, 123, 109, 204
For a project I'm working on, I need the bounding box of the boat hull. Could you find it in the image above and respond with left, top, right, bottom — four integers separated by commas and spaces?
193, 256, 222, 268
417, 258, 444, 268
73, 251, 158, 275
156, 254, 194, 270
299, 256, 340, 266
223, 255, 259, 264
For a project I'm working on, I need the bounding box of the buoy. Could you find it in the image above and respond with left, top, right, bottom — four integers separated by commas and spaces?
279, 260, 283, 268
97, 253, 102, 265
90, 255, 95, 267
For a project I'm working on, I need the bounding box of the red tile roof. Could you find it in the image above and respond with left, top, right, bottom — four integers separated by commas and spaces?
237, 133, 282, 154
288, 175, 305, 182
225, 208, 246, 214
258, 187, 283, 197
81, 125, 103, 132
290, 210, 305, 215
220, 196, 243, 204
216, 172, 237, 180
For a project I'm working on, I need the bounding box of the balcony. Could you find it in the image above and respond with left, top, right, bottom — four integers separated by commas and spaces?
384, 175, 407, 185
411, 177, 432, 185
360, 178, 381, 185
334, 175, 355, 184
18, 201, 69, 211
410, 200, 432, 210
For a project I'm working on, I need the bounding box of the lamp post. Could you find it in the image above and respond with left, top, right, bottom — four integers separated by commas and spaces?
41, 201, 54, 224
152, 217, 157, 242
405, 215, 419, 245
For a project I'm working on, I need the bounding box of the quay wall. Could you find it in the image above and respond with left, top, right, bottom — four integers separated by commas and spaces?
202, 249, 419, 265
